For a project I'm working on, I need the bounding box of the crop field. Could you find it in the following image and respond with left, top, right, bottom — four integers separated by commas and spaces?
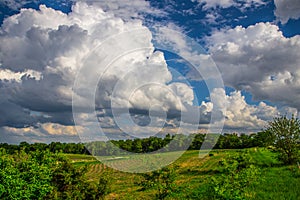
66, 148, 300, 199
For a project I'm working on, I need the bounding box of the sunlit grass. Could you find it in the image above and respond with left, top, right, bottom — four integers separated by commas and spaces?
65, 148, 300, 199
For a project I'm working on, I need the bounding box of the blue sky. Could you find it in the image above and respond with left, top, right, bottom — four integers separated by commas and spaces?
0, 0, 300, 143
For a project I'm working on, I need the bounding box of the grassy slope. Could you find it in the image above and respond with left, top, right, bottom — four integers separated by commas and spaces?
248, 148, 300, 200
67, 148, 300, 200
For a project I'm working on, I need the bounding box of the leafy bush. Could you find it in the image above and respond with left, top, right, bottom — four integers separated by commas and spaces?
0, 149, 54, 199
0, 149, 109, 200
289, 164, 300, 178
137, 166, 177, 199
263, 115, 300, 165
206, 152, 261, 200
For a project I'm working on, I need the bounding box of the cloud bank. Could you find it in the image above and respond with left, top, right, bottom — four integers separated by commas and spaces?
1, 1, 299, 143
207, 22, 300, 111
0, 2, 205, 142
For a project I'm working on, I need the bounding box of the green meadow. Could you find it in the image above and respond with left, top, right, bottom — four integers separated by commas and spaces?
68, 148, 300, 200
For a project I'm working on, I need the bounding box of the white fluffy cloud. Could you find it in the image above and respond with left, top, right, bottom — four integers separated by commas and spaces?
80, 0, 165, 20
274, 0, 300, 24
209, 88, 297, 130
194, 0, 266, 10
207, 22, 300, 110
2, 1, 298, 143
0, 69, 41, 82
0, 2, 198, 143
196, 0, 235, 10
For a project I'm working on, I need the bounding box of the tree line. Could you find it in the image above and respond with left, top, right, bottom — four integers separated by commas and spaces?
0, 142, 89, 155
0, 131, 274, 155
0, 115, 299, 199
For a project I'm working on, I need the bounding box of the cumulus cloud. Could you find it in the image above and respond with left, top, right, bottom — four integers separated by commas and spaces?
0, 0, 37, 10
0, 69, 42, 81
207, 22, 300, 110
40, 123, 81, 136
189, 0, 268, 25
222, 91, 266, 129
2, 1, 296, 144
274, 0, 300, 24
193, 0, 266, 10
0, 123, 82, 144
209, 88, 297, 130
81, 0, 165, 20
0, 2, 202, 143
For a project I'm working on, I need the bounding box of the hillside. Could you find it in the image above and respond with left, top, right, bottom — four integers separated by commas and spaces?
68, 148, 300, 199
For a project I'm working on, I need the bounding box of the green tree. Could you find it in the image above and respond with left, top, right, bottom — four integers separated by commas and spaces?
137, 166, 177, 199
263, 115, 300, 164
252, 131, 274, 147
0, 149, 55, 199
132, 139, 143, 153
0, 149, 110, 200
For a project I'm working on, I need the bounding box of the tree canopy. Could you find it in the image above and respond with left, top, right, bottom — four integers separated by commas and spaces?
263, 115, 300, 164
0, 149, 109, 200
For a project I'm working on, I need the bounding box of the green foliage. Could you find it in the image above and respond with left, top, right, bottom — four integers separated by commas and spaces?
0, 149, 109, 200
0, 149, 54, 199
0, 131, 283, 157
263, 115, 300, 164
252, 131, 274, 147
0, 142, 88, 155
206, 152, 261, 200
217, 133, 242, 149
137, 166, 177, 199
97, 173, 111, 200
289, 164, 300, 178
66, 149, 299, 199
1, 129, 299, 200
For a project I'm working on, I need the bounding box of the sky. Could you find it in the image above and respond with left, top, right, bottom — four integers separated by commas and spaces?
0, 0, 300, 144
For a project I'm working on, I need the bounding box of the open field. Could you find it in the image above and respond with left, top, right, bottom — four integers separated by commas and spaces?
67, 148, 300, 199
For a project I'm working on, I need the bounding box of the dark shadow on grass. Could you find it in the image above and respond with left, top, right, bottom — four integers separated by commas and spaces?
180, 169, 220, 176
255, 162, 283, 168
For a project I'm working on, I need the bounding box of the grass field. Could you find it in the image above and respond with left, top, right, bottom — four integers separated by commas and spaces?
67, 148, 300, 199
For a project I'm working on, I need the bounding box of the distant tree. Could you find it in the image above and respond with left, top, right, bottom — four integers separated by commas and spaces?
189, 134, 205, 150
263, 115, 300, 164
240, 134, 253, 148
132, 139, 143, 153
30, 142, 48, 152
252, 131, 274, 147
215, 133, 241, 149
19, 141, 30, 152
